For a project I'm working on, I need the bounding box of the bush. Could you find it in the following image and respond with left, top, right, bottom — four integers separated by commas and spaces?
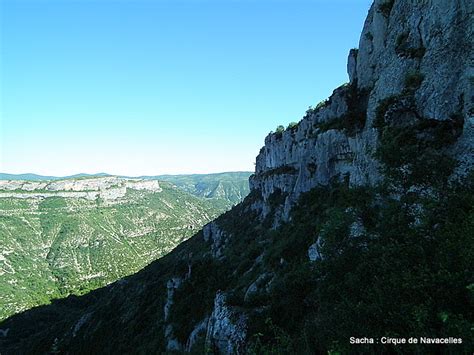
395, 32, 426, 58
275, 125, 285, 133
316, 99, 329, 110
378, 0, 395, 18
404, 70, 425, 91
273, 125, 285, 139
287, 122, 298, 130
313, 85, 369, 137
374, 95, 401, 129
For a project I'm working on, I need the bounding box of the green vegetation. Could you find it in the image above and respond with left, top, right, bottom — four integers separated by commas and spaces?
275, 125, 285, 133
374, 70, 425, 129
395, 32, 426, 58
1, 124, 472, 353
376, 115, 463, 189
396, 31, 408, 48
378, 0, 395, 18
373, 69, 463, 191
257, 165, 298, 178
404, 70, 425, 91
286, 122, 298, 130
154, 171, 251, 209
270, 121, 300, 139
0, 182, 224, 321
169, 256, 232, 343
312, 84, 369, 137
304, 99, 330, 119
374, 94, 401, 129
213, 171, 474, 353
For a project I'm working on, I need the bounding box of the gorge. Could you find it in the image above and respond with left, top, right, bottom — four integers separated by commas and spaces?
0, 0, 473, 353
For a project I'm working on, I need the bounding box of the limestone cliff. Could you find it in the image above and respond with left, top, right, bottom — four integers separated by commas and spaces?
250, 0, 472, 221
0, 1, 472, 354
0, 177, 162, 202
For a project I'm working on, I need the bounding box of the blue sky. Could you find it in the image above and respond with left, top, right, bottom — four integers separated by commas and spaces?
1, 0, 372, 176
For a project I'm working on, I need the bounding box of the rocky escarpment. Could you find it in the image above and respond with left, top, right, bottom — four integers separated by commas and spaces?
180, 0, 474, 349
250, 0, 473, 221
0, 177, 161, 202
0, 1, 472, 354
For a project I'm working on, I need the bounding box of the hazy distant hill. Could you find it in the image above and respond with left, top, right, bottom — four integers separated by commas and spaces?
153, 172, 252, 208
0, 176, 221, 321
0, 173, 111, 181
0, 173, 60, 180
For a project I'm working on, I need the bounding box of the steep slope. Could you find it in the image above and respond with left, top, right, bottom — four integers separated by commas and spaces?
1, 0, 473, 353
153, 172, 252, 209
0, 177, 221, 321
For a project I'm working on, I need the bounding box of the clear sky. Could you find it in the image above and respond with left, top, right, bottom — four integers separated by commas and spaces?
0, 0, 372, 176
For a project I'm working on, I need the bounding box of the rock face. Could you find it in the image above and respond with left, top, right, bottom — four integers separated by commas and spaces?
356, 0, 471, 118
164, 277, 184, 351
0, 177, 162, 201
205, 292, 247, 354
202, 222, 227, 259
250, 0, 473, 220
308, 239, 323, 262
164, 278, 182, 322
0, 1, 472, 354
249, 83, 380, 222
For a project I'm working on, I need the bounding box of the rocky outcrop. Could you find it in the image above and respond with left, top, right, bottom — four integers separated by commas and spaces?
205, 292, 247, 354
250, 85, 379, 221
203, 222, 228, 259
185, 318, 209, 352
1, 2, 472, 354
71, 313, 92, 338
164, 277, 182, 322
244, 272, 274, 303
0, 177, 162, 201
355, 0, 473, 174
308, 239, 323, 262
164, 277, 184, 351
250, 0, 473, 220
356, 0, 472, 115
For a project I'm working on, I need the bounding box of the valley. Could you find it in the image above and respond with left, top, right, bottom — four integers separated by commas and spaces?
0, 0, 472, 353
0, 175, 248, 321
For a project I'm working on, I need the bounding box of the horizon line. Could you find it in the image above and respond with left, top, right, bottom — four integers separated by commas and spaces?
0, 170, 254, 179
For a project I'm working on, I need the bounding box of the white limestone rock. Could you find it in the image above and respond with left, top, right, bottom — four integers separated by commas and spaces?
249, 0, 473, 224
203, 222, 227, 259
185, 317, 209, 352
205, 292, 247, 354
308, 238, 324, 262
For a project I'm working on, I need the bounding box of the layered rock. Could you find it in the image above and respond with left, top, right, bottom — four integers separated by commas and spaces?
250, 0, 473, 220
0, 177, 162, 201
0, 1, 472, 354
